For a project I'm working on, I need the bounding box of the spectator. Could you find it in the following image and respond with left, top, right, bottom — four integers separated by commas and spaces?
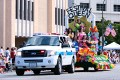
112, 50, 116, 56
0, 53, 5, 73
4, 47, 10, 71
10, 48, 16, 64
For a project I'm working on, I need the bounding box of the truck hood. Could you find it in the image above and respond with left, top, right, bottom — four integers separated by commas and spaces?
17, 46, 61, 51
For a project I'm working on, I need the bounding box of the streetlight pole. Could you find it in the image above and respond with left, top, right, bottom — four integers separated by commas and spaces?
102, 0, 106, 51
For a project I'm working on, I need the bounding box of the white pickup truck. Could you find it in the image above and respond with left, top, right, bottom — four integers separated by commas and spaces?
15, 34, 76, 76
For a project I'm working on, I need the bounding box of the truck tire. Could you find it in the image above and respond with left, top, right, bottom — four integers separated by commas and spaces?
84, 67, 88, 71
93, 65, 98, 71
33, 70, 41, 75
16, 68, 25, 76
54, 57, 62, 75
67, 59, 75, 73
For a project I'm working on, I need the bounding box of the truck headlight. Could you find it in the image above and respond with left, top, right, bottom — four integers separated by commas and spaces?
16, 52, 22, 57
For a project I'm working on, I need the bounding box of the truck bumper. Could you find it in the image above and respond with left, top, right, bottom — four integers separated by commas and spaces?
15, 56, 58, 69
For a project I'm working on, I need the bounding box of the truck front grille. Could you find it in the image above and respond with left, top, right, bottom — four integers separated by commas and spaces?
22, 50, 47, 57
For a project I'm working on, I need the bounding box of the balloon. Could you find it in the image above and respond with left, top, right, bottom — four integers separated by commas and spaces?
76, 23, 80, 29
110, 64, 115, 69
90, 26, 98, 32
88, 32, 91, 37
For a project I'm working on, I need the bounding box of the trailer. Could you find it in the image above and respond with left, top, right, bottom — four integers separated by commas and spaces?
75, 48, 115, 71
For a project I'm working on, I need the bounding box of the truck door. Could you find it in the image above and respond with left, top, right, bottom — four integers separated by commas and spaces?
60, 37, 73, 65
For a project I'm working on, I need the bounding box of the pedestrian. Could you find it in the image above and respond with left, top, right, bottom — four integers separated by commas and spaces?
4, 47, 10, 71
0, 53, 5, 73
10, 47, 16, 64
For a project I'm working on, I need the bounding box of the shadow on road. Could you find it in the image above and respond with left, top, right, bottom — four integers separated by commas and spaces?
16, 70, 69, 76
75, 69, 111, 72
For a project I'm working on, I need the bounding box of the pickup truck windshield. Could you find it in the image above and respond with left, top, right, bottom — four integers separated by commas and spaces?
26, 36, 60, 46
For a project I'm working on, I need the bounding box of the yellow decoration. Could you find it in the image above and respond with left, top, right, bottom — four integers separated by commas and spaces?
110, 64, 115, 69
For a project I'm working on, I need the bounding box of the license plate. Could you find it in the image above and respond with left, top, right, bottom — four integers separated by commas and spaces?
29, 62, 37, 68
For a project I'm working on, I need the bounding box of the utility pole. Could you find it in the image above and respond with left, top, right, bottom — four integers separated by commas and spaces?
102, 0, 106, 51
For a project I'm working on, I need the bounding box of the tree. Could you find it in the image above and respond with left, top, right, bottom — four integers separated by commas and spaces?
69, 16, 91, 33
96, 20, 120, 44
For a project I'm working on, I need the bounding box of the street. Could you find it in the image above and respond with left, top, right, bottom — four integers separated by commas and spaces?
0, 64, 120, 80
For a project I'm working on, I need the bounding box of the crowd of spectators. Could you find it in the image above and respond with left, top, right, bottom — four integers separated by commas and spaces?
0, 46, 17, 73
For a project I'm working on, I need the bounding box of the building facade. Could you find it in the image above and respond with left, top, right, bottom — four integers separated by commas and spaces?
68, 0, 120, 23
0, 0, 68, 49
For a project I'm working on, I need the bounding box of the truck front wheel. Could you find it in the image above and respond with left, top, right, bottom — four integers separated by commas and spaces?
67, 59, 75, 73
16, 68, 25, 76
54, 57, 62, 75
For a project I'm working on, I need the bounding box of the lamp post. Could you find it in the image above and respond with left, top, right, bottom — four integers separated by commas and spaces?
102, 0, 106, 51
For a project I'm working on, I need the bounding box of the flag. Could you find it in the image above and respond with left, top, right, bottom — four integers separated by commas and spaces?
104, 26, 111, 36
111, 29, 116, 37
104, 24, 116, 37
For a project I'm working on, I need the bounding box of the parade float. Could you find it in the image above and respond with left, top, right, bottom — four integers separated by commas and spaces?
67, 4, 115, 71
72, 19, 115, 71
74, 22, 115, 71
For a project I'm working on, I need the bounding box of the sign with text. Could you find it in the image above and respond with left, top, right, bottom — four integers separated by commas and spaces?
66, 5, 91, 19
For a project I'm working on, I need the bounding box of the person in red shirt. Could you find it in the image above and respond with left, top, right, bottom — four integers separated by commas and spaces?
10, 48, 16, 64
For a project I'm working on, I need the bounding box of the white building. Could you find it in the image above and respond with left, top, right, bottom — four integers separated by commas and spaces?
68, 0, 120, 24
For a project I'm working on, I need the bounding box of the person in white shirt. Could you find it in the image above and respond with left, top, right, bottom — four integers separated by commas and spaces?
4, 47, 10, 63
112, 50, 116, 56
4, 47, 10, 71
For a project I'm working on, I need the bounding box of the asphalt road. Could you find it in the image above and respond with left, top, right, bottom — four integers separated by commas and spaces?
0, 64, 120, 80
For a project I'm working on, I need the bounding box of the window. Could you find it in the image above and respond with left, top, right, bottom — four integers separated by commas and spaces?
114, 22, 120, 24
16, 0, 18, 19
32, 2, 34, 21
60, 37, 70, 48
61, 9, 65, 26
24, 0, 27, 20
80, 3, 89, 8
55, 8, 57, 25
97, 4, 106, 11
58, 8, 60, 25
64, 10, 65, 26
114, 5, 120, 12
20, 0, 23, 19
61, 9, 63, 25
55, 8, 66, 26
28, 1, 30, 20
26, 36, 60, 46
96, 21, 101, 24
16, 0, 34, 21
